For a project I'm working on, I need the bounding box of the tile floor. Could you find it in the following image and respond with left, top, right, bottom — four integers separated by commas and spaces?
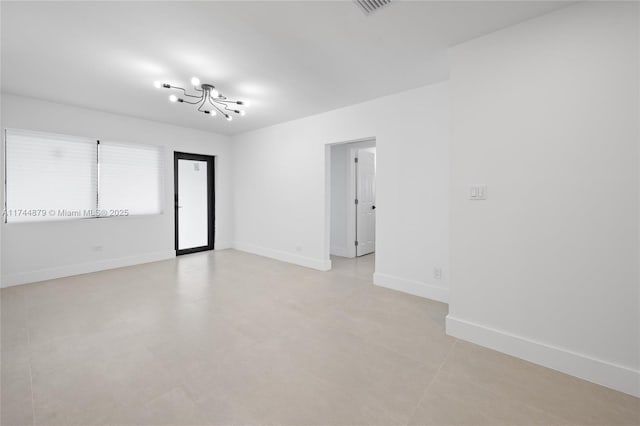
1, 250, 638, 425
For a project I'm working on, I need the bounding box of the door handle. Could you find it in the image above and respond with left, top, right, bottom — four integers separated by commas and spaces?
372, 205, 376, 210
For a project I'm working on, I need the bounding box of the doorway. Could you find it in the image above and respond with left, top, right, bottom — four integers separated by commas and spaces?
329, 140, 376, 259
174, 152, 215, 255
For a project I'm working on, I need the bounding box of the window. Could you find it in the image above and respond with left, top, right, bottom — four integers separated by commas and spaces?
98, 142, 163, 216
4, 129, 163, 223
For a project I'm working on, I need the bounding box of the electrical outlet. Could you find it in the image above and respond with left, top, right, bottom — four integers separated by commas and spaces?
434, 267, 442, 280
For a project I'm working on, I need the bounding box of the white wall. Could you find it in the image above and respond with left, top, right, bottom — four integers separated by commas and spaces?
447, 1, 639, 396
0, 94, 233, 287
232, 82, 450, 302
330, 140, 375, 258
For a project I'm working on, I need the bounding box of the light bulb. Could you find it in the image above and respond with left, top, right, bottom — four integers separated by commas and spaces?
210, 88, 219, 98
239, 110, 246, 116
169, 94, 178, 103
226, 114, 233, 121
153, 81, 162, 89
190, 77, 200, 86
210, 110, 217, 117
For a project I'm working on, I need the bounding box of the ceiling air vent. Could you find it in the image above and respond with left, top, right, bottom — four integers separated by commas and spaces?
354, 0, 392, 16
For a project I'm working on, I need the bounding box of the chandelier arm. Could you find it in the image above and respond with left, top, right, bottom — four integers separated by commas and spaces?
209, 96, 233, 108
210, 102, 228, 117
208, 97, 226, 116
211, 103, 233, 114
180, 98, 202, 105
170, 86, 201, 99
214, 100, 242, 109
197, 95, 209, 112
211, 98, 238, 111
222, 103, 238, 113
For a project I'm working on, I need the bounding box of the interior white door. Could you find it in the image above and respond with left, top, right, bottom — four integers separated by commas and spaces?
356, 150, 376, 256
177, 159, 209, 250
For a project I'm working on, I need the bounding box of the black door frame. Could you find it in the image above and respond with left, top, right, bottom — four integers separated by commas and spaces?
174, 152, 215, 255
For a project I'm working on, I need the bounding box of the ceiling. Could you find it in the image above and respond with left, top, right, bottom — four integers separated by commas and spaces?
1, 1, 572, 135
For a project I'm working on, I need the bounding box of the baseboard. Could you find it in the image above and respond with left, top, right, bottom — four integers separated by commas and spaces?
446, 315, 640, 397
373, 272, 449, 303
1, 250, 176, 288
232, 242, 332, 271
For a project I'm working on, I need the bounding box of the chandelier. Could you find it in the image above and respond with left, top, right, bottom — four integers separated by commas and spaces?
154, 77, 248, 121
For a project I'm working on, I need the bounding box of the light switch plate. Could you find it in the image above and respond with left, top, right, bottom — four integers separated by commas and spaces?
469, 185, 487, 200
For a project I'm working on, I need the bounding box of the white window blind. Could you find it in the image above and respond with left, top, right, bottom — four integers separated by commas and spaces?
4, 129, 164, 223
5, 129, 97, 223
97, 141, 163, 216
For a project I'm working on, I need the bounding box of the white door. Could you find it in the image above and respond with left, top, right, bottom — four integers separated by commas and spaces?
177, 158, 209, 251
356, 150, 376, 256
